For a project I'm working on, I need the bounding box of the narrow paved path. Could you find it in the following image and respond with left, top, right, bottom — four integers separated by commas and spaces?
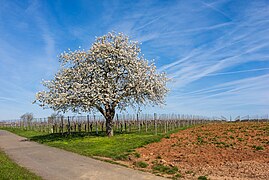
0, 130, 166, 180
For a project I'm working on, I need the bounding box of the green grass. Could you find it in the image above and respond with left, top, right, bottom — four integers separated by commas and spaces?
40, 133, 164, 160
0, 126, 189, 160
185, 170, 194, 174
0, 149, 41, 180
252, 145, 264, 151
197, 136, 206, 144
0, 127, 48, 138
133, 152, 141, 158
152, 163, 178, 174
173, 173, 182, 179
198, 176, 208, 180
134, 161, 149, 168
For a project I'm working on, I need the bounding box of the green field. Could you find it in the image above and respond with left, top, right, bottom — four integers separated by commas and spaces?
0, 149, 41, 180
0, 127, 187, 160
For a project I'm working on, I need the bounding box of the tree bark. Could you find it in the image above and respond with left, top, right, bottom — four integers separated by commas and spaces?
106, 117, 114, 137
105, 107, 115, 137
96, 105, 116, 137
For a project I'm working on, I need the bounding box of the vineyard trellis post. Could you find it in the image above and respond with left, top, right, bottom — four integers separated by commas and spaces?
94, 115, 98, 135
116, 114, 119, 132
154, 113, 157, 135
137, 114, 140, 133
145, 114, 148, 132
87, 115, 90, 132
61, 116, 64, 135
67, 116, 71, 134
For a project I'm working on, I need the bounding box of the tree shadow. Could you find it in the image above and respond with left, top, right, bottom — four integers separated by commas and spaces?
29, 131, 136, 143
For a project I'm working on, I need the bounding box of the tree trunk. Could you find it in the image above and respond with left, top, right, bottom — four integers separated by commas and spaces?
106, 117, 114, 137
96, 105, 115, 137
105, 107, 115, 137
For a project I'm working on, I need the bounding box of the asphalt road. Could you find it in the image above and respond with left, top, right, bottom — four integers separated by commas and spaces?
0, 130, 166, 180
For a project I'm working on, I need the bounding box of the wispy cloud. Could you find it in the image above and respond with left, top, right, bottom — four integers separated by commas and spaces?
205, 67, 269, 76
200, 0, 233, 21
0, 96, 18, 103
164, 73, 269, 116
180, 74, 269, 98
26, 0, 55, 60
160, 8, 269, 88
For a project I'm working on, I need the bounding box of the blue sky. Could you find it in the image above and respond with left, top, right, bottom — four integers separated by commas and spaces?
0, 0, 269, 120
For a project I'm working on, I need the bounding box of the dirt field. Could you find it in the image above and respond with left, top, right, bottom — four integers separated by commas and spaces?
130, 122, 269, 179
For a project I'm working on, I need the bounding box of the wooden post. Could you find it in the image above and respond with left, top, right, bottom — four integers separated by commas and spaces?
154, 113, 157, 135
145, 119, 147, 132
94, 115, 98, 135
90, 123, 93, 132
116, 114, 119, 132
53, 124, 55, 133
74, 121, 76, 132
61, 116, 64, 135
87, 115, 90, 132
164, 120, 167, 133
67, 116, 71, 134
137, 114, 140, 133
168, 120, 170, 131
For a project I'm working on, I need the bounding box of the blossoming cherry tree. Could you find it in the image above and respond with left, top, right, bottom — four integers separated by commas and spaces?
35, 32, 168, 136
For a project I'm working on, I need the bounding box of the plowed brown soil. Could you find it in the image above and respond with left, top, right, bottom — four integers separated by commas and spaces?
131, 122, 269, 179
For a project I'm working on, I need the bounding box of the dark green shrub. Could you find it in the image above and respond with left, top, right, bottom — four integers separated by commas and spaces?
172, 173, 182, 179
198, 176, 207, 180
152, 164, 178, 174
253, 145, 264, 150
135, 161, 148, 168
134, 152, 140, 158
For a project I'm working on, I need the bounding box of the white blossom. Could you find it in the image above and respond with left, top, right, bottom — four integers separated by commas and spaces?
35, 32, 169, 136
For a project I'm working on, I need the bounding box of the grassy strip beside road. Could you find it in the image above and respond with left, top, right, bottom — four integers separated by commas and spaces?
0, 127, 188, 160
0, 149, 41, 180
34, 132, 164, 160
1, 127, 48, 138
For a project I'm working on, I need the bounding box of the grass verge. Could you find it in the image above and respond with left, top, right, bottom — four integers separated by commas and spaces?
0, 149, 41, 180
0, 127, 48, 138
0, 126, 189, 160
